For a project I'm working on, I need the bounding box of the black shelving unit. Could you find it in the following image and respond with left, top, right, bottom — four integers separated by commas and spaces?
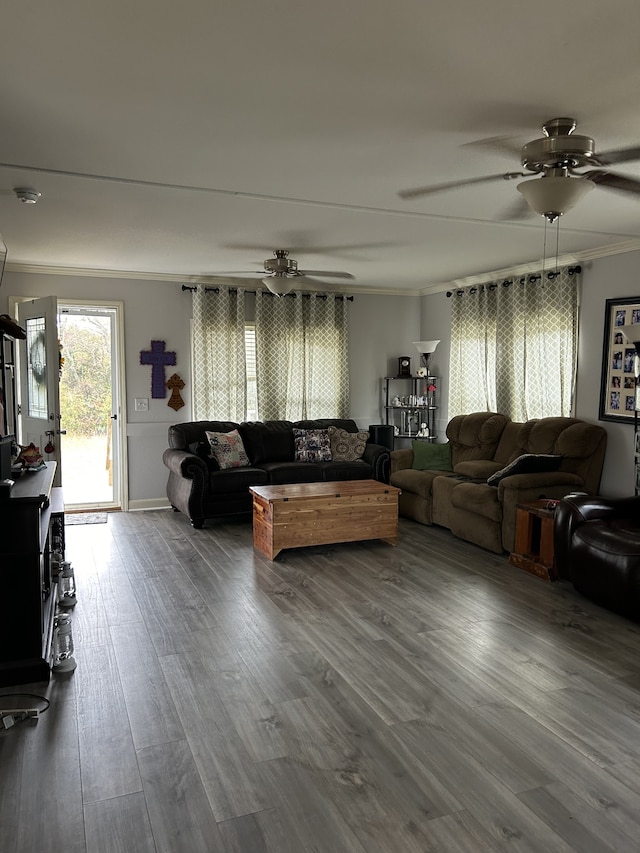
384, 375, 437, 444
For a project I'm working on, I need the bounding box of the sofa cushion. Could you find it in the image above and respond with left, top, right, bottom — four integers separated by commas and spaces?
321, 460, 372, 481
169, 420, 239, 450
487, 453, 563, 486
205, 429, 250, 469
390, 467, 443, 499
209, 467, 269, 492
412, 440, 452, 471
451, 481, 503, 522
328, 426, 369, 461
446, 412, 510, 466
454, 459, 503, 479
294, 428, 332, 462
258, 461, 325, 484
239, 421, 295, 464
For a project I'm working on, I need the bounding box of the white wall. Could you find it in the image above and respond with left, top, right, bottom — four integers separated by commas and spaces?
348, 293, 421, 430
2, 275, 421, 505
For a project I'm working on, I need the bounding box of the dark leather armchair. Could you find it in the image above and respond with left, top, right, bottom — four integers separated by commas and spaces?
554, 493, 640, 621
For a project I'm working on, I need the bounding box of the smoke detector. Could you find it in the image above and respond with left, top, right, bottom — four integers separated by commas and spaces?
14, 188, 41, 204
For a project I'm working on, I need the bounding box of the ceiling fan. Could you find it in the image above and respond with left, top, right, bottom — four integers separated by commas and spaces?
399, 117, 640, 221
209, 249, 355, 296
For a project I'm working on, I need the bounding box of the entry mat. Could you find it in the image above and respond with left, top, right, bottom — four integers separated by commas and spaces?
65, 512, 109, 526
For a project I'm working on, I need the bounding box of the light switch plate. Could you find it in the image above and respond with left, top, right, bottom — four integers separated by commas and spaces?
134, 397, 149, 412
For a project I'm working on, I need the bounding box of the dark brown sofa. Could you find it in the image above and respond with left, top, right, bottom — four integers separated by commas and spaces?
163, 418, 390, 528
390, 411, 608, 554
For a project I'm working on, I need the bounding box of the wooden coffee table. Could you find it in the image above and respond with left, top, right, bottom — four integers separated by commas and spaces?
249, 480, 401, 560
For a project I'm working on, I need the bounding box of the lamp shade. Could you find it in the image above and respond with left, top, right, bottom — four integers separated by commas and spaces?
413, 340, 440, 355
263, 275, 293, 296
517, 175, 594, 218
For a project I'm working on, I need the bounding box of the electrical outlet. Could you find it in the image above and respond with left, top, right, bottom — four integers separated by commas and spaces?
134, 398, 149, 412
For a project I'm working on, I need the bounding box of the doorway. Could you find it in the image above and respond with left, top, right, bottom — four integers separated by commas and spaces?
57, 302, 126, 510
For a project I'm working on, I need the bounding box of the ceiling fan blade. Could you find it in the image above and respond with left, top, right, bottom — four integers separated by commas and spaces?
583, 170, 640, 196
398, 173, 518, 200
297, 269, 355, 280
496, 196, 534, 222
208, 270, 264, 277
596, 145, 640, 167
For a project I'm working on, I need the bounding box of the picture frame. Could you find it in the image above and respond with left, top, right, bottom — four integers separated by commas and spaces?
599, 297, 640, 423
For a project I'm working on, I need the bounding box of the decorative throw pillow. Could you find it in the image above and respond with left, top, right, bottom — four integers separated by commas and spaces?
411, 440, 452, 471
328, 426, 369, 461
205, 429, 250, 469
487, 453, 562, 486
293, 428, 332, 462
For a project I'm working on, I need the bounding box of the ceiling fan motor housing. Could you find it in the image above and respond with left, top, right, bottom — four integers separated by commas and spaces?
521, 118, 598, 172
263, 249, 299, 278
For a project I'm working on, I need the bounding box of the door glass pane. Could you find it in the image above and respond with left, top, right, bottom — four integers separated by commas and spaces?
58, 310, 114, 505
25, 317, 48, 419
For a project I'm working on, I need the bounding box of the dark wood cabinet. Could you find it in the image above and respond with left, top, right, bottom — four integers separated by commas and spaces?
0, 462, 64, 686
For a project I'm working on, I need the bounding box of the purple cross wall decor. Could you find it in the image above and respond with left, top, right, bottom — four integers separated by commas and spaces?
140, 340, 177, 398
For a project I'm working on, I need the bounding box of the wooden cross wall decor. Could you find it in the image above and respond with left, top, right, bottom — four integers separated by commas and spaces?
140, 340, 176, 398
166, 373, 185, 410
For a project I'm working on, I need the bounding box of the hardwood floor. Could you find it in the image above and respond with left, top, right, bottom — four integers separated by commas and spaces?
2, 509, 640, 852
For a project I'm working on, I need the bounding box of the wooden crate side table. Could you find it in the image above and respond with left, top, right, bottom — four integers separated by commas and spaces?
509, 499, 559, 581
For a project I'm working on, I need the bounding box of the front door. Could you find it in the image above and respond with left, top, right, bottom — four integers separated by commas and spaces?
16, 296, 62, 486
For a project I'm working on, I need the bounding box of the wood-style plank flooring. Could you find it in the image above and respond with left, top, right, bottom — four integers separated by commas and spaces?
2, 508, 640, 852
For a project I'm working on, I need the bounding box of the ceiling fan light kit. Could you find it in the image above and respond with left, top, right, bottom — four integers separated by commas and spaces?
517, 173, 594, 221
262, 273, 294, 296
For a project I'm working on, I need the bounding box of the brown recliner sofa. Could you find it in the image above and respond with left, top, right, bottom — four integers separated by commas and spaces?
390, 412, 607, 554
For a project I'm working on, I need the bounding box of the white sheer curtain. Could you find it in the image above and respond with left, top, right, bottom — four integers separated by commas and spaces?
254, 290, 349, 420
192, 286, 247, 421
449, 266, 579, 420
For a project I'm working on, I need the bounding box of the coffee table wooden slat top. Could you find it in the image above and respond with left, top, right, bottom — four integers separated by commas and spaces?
250, 479, 401, 560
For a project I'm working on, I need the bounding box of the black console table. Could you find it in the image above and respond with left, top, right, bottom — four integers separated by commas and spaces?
0, 462, 64, 686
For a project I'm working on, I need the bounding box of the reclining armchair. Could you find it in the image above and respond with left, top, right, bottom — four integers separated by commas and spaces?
554, 493, 640, 621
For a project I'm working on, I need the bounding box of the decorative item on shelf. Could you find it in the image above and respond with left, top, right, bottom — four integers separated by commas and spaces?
16, 442, 45, 470
398, 356, 412, 377
166, 373, 186, 410
427, 381, 437, 406
417, 423, 430, 438
57, 561, 77, 608
52, 612, 77, 673
413, 340, 440, 372
140, 340, 177, 399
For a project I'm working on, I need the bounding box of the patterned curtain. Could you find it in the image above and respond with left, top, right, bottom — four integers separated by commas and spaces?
255, 290, 349, 420
192, 286, 247, 421
449, 266, 579, 420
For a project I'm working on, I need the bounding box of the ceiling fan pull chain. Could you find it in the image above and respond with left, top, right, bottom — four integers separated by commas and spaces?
555, 217, 560, 275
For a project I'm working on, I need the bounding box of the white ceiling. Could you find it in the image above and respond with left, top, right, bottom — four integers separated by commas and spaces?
1, 0, 640, 294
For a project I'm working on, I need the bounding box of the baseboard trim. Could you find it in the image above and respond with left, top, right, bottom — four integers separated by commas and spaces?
128, 498, 171, 512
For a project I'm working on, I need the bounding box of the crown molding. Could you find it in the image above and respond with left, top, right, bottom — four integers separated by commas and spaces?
7, 237, 640, 298
4, 262, 421, 297
419, 238, 640, 296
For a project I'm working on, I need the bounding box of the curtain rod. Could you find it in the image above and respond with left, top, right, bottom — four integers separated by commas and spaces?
445, 265, 581, 297
181, 285, 353, 301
